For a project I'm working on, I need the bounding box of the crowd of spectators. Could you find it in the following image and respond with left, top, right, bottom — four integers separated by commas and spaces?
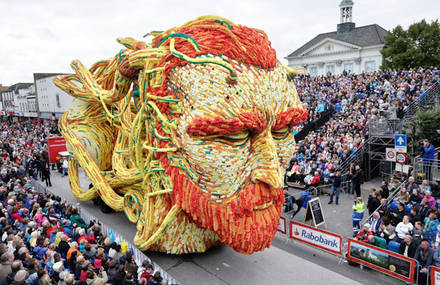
286, 67, 440, 189
357, 175, 440, 284
0, 120, 167, 285
0, 120, 59, 188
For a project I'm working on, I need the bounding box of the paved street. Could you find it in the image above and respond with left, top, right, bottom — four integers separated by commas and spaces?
286, 179, 382, 239
42, 168, 397, 285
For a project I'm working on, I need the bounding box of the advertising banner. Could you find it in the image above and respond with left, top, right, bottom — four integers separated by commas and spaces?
278, 216, 286, 234
289, 221, 342, 255
430, 266, 440, 285
347, 238, 416, 283
48, 136, 67, 163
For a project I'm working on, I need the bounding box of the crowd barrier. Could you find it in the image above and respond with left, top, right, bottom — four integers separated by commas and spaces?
429, 266, 440, 285
30, 179, 180, 285
277, 216, 424, 284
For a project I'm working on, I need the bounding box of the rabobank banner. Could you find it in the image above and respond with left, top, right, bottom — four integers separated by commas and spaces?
289, 221, 343, 255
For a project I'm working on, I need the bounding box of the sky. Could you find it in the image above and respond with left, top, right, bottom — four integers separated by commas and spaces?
0, 0, 438, 86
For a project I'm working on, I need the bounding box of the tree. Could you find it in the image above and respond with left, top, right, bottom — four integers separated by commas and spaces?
416, 105, 440, 148
381, 19, 440, 69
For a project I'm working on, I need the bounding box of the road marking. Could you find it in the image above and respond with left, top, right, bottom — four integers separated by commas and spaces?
222, 262, 230, 268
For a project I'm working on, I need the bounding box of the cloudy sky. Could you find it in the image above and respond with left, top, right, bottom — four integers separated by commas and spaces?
0, 0, 438, 85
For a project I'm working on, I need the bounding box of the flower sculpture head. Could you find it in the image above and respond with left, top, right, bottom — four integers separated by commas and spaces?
55, 16, 307, 254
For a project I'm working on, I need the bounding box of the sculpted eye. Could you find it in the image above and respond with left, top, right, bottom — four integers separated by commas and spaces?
271, 127, 290, 140
213, 131, 249, 145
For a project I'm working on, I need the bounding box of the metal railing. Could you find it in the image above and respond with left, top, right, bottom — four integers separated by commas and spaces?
368, 119, 404, 137
337, 137, 371, 176
413, 147, 440, 182
403, 82, 440, 119
361, 181, 405, 227
30, 179, 180, 285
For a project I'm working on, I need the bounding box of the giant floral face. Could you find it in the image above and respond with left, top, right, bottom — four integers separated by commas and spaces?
57, 15, 307, 255
165, 60, 307, 253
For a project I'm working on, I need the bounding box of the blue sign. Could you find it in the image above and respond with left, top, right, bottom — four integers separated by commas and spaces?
394, 134, 407, 147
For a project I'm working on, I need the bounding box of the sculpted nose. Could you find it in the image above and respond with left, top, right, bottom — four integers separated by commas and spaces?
250, 130, 283, 189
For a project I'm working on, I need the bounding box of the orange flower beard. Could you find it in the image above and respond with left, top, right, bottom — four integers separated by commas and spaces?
161, 154, 284, 254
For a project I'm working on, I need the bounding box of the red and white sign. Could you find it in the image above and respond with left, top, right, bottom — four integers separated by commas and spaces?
386, 148, 396, 162
278, 217, 287, 234
289, 221, 342, 255
430, 266, 440, 285
48, 137, 67, 163
396, 152, 407, 164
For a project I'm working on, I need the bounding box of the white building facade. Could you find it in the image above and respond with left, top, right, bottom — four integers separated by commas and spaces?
1, 83, 34, 117
34, 73, 72, 119
286, 0, 387, 76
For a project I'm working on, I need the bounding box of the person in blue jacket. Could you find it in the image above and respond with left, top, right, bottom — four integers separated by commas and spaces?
421, 139, 435, 181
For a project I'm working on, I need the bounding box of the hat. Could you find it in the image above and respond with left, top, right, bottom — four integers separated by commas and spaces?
364, 223, 371, 229
146, 264, 154, 270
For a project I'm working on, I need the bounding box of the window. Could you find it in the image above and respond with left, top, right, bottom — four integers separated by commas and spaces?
365, 61, 376, 72
325, 65, 335, 74
344, 63, 353, 73
56, 94, 61, 108
309, 66, 318, 76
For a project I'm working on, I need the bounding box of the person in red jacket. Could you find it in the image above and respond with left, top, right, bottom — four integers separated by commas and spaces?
355, 223, 373, 242
309, 172, 321, 186
78, 228, 95, 244
11, 206, 22, 223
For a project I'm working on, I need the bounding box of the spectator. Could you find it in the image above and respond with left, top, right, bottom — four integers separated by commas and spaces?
367, 234, 386, 249
62, 159, 68, 177
409, 189, 422, 207
406, 177, 419, 193
147, 271, 162, 285
399, 235, 417, 258
424, 191, 436, 208
395, 215, 414, 242
0, 252, 13, 280
378, 217, 396, 243
352, 197, 365, 235
352, 165, 363, 197
367, 190, 380, 215
395, 188, 409, 205
424, 212, 440, 243
355, 223, 372, 242
328, 171, 342, 205
413, 221, 428, 246
379, 181, 390, 199
420, 180, 431, 195
415, 240, 434, 284
421, 139, 435, 181
391, 203, 407, 226
368, 212, 382, 234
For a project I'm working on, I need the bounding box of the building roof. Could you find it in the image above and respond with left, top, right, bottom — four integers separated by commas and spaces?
286, 24, 388, 58
4, 83, 33, 94
33, 73, 68, 81
340, 0, 354, 6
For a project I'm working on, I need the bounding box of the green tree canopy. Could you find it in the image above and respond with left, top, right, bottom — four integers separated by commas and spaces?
381, 19, 440, 69
417, 105, 440, 148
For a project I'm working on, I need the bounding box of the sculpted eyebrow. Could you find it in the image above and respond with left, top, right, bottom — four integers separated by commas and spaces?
187, 111, 267, 137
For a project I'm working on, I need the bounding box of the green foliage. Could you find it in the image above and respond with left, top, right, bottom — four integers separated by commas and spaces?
417, 105, 440, 147
381, 19, 440, 69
